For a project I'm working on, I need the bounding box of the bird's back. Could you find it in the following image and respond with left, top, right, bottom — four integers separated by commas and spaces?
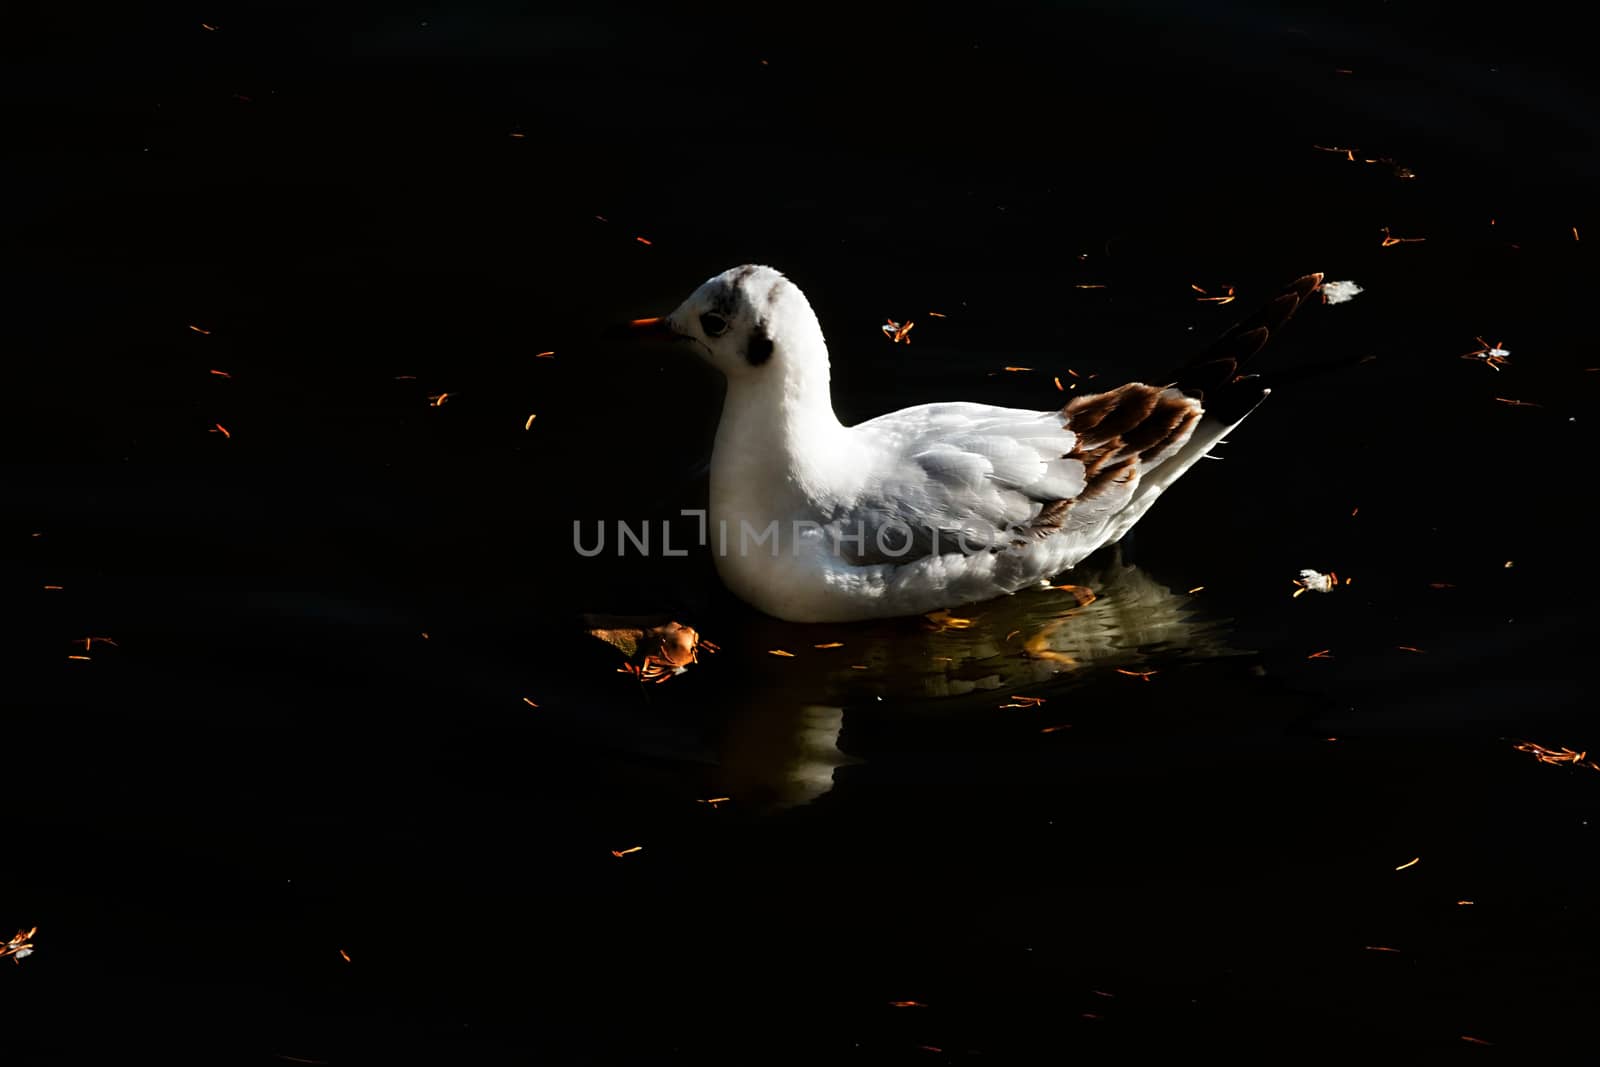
835, 384, 1202, 571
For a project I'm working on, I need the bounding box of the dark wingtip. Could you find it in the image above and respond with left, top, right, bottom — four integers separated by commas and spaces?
1165, 272, 1322, 424
1172, 273, 1322, 393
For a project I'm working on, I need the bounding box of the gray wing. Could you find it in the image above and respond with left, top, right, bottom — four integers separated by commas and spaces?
836, 387, 1203, 565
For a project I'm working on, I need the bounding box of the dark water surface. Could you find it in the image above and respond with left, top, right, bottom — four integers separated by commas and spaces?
6, 2, 1599, 1060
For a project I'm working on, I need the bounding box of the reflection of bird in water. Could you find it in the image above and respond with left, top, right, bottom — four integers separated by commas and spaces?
317, 557, 1245, 810
715, 703, 852, 811
710, 553, 1245, 808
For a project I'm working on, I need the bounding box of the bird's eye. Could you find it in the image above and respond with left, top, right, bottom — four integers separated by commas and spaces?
699, 312, 729, 337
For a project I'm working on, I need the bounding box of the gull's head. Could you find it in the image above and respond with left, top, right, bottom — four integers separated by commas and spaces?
659, 264, 826, 383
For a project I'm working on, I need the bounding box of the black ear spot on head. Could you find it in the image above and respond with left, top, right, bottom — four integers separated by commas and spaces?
744, 326, 774, 366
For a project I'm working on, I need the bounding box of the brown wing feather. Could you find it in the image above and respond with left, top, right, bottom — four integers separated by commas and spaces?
1014, 382, 1202, 540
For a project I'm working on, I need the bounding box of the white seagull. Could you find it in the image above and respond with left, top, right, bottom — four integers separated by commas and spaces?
630, 265, 1322, 623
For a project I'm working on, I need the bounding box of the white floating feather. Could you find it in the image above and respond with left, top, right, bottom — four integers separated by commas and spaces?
1322, 280, 1364, 305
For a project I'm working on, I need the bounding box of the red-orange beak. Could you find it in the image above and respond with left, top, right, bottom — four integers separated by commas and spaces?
624, 316, 680, 341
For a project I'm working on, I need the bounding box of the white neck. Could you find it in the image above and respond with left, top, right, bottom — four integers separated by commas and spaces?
710, 329, 849, 512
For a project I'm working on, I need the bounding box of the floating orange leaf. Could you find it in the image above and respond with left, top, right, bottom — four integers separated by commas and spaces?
1292, 569, 1338, 597
1048, 584, 1097, 608
1511, 740, 1600, 772
923, 609, 974, 631
591, 619, 718, 684
1192, 283, 1236, 305
1, 928, 36, 963
1380, 227, 1425, 247
1462, 337, 1510, 371
882, 319, 915, 344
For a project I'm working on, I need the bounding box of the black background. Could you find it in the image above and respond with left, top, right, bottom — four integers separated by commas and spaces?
5, 2, 1599, 1061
